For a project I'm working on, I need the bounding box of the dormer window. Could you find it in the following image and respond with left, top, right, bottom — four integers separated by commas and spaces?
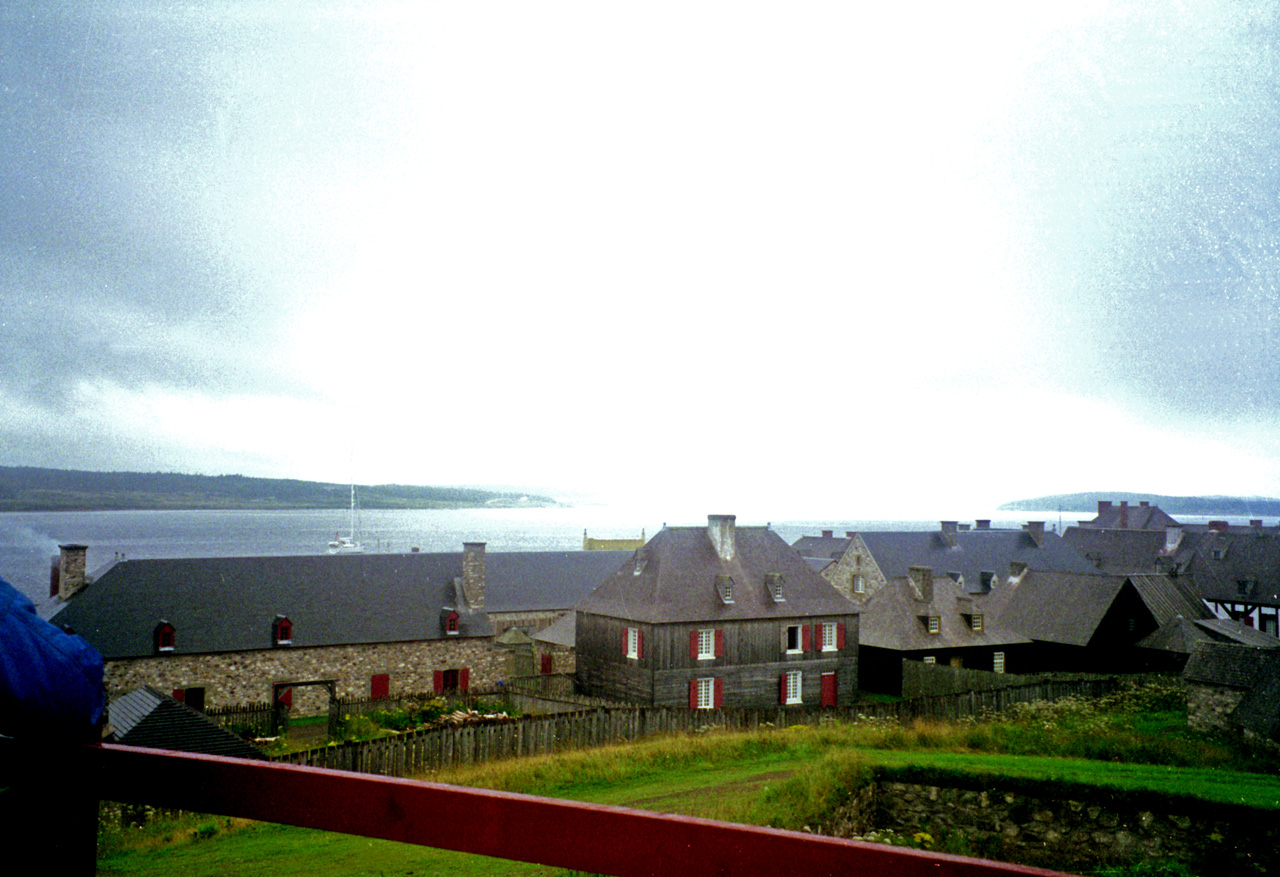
920, 615, 940, 635
970, 613, 984, 632
154, 621, 176, 653
273, 615, 293, 646
445, 610, 460, 635
853, 575, 866, 594
765, 573, 785, 602
715, 574, 735, 604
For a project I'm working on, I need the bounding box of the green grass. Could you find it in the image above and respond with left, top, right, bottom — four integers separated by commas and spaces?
97, 680, 1280, 875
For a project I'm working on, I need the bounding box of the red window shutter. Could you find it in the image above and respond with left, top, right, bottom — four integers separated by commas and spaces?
540, 653, 553, 674
433, 670, 444, 694
371, 674, 389, 699
171, 688, 185, 703
836, 622, 846, 649
690, 630, 699, 659
622, 628, 628, 655
714, 677, 724, 708
279, 687, 292, 708
715, 628, 724, 657
637, 629, 644, 659
689, 679, 698, 709
802, 624, 811, 652
815, 623, 824, 650
459, 668, 470, 692
779, 674, 787, 705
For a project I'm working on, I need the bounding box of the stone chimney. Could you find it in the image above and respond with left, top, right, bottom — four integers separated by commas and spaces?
1118, 501, 1129, 529
940, 521, 959, 548
1164, 526, 1183, 553
55, 544, 89, 601
708, 515, 736, 561
822, 529, 833, 538
909, 565, 934, 602
975, 519, 991, 530
1097, 500, 1112, 515
1024, 521, 1046, 547
461, 542, 486, 611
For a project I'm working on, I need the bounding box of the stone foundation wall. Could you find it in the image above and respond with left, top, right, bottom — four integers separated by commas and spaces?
838, 778, 1278, 873
1187, 682, 1246, 732
105, 638, 504, 714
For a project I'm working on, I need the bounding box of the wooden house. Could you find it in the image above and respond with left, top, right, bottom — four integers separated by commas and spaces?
574, 515, 859, 709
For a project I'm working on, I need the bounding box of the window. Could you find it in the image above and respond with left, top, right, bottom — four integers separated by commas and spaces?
979, 571, 996, 592
922, 615, 940, 634
781, 670, 802, 705
784, 624, 809, 653
154, 621, 175, 653
1262, 616, 1278, 637
445, 611, 460, 635
819, 622, 839, 652
970, 613, 984, 632
625, 626, 642, 659
370, 673, 390, 699
540, 653, 554, 674
853, 575, 866, 594
694, 628, 719, 660
766, 572, 784, 601
993, 652, 1006, 674
434, 668, 469, 694
273, 615, 293, 646
923, 656, 936, 665
714, 574, 734, 604
690, 677, 722, 709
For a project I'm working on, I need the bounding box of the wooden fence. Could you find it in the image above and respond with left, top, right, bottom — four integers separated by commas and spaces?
274, 675, 1125, 776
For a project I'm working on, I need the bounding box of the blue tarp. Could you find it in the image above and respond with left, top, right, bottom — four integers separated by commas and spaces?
0, 578, 104, 739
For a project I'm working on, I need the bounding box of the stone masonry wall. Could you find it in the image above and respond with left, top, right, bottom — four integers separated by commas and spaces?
104, 637, 504, 714
837, 779, 1278, 873
1187, 682, 1247, 733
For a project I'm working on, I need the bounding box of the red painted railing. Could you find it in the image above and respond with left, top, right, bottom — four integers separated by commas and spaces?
0, 741, 1071, 876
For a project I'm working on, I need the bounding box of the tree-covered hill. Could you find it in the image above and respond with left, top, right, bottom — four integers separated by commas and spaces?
0, 466, 556, 512
999, 491, 1280, 517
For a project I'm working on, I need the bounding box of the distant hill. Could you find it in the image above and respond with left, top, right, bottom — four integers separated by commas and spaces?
999, 492, 1280, 517
0, 466, 557, 512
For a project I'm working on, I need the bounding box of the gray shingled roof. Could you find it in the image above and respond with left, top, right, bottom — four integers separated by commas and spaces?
1184, 641, 1280, 688
1083, 502, 1179, 531
997, 571, 1131, 647
109, 686, 266, 759
577, 525, 854, 624
485, 551, 632, 613
49, 552, 491, 659
857, 527, 1096, 594
1062, 527, 1176, 575
1140, 616, 1280, 653
532, 611, 575, 648
1231, 662, 1280, 740
1127, 574, 1212, 625
791, 534, 852, 560
853, 573, 1029, 652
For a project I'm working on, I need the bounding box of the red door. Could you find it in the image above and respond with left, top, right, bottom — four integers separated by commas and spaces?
820, 672, 837, 707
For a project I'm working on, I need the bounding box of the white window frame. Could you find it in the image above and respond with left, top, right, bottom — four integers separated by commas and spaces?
853, 575, 866, 594
784, 624, 803, 654
696, 677, 715, 709
820, 622, 838, 652
993, 651, 1006, 674
970, 613, 984, 632
697, 628, 716, 659
927, 616, 940, 634
784, 670, 802, 705
923, 656, 936, 665
625, 627, 639, 659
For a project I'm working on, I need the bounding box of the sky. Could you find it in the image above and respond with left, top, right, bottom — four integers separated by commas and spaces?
3, 1, 1279, 519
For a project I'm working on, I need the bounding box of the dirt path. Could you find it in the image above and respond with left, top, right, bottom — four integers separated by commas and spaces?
625, 769, 796, 810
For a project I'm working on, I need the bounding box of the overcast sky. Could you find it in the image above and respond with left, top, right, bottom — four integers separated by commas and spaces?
3, 1, 1278, 518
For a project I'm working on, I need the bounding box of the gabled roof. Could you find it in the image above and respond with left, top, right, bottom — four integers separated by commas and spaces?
1179, 529, 1280, 607
109, 686, 266, 759
49, 552, 491, 659
791, 534, 852, 560
485, 551, 631, 613
997, 571, 1131, 647
855, 526, 1096, 593
1139, 616, 1280, 654
1126, 574, 1211, 625
1061, 527, 1176, 575
577, 522, 854, 624
1080, 501, 1179, 531
1184, 641, 1280, 688
533, 611, 575, 648
854, 571, 1028, 652
1231, 662, 1280, 740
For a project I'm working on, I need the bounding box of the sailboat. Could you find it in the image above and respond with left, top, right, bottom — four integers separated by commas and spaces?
327, 482, 365, 554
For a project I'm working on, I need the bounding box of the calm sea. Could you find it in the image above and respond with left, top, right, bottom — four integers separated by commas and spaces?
6, 503, 1242, 616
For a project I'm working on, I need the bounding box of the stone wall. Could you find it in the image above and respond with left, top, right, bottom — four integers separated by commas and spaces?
1187, 682, 1246, 732
832, 775, 1278, 873
104, 637, 505, 715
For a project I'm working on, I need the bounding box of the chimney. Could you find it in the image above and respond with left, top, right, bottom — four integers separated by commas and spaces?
461, 542, 486, 611
1164, 526, 1183, 553
1024, 521, 1045, 547
1119, 501, 1129, 529
975, 519, 991, 530
846, 531, 855, 538
909, 566, 934, 602
1140, 501, 1150, 508
1097, 500, 1112, 514
821, 529, 833, 539
940, 521, 958, 548
56, 544, 89, 600
1251, 519, 1263, 529
707, 515, 736, 561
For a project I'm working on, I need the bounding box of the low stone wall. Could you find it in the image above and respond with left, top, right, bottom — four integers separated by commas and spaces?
832, 773, 1278, 873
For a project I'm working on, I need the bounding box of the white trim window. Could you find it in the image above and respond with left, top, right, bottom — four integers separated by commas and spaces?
697, 628, 715, 660
784, 624, 803, 653
993, 651, 1006, 674
970, 613, 984, 632
820, 622, 838, 652
853, 575, 866, 594
923, 656, 936, 665
784, 670, 802, 705
626, 627, 639, 659
696, 677, 715, 709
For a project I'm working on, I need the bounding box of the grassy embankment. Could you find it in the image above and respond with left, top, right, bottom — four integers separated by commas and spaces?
97, 681, 1280, 876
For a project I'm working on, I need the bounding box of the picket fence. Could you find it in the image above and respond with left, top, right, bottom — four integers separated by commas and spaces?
273, 675, 1124, 777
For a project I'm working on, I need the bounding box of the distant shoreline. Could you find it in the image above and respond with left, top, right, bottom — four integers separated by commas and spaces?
999, 492, 1280, 518
0, 466, 558, 513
